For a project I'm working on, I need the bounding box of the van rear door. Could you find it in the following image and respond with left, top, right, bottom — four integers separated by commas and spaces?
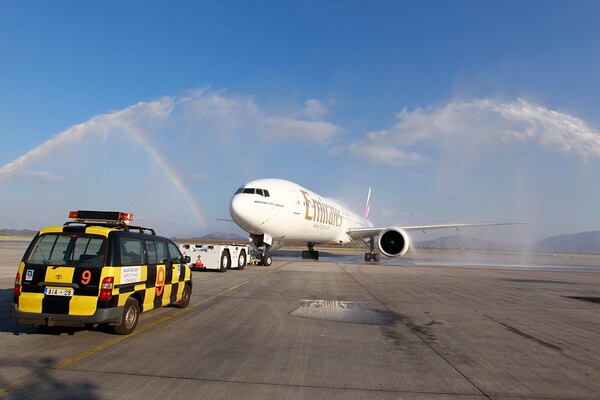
18, 232, 106, 316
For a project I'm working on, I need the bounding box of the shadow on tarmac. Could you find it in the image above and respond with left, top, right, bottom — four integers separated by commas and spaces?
0, 355, 100, 400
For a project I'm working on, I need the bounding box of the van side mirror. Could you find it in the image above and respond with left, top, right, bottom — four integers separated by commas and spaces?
182, 255, 191, 263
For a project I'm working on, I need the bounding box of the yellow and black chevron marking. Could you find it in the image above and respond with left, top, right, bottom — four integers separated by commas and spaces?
17, 262, 191, 315
15, 223, 192, 320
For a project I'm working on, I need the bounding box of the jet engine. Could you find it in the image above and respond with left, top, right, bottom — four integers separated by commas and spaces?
378, 228, 411, 257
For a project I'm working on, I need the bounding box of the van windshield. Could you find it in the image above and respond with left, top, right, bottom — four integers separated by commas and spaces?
27, 233, 106, 268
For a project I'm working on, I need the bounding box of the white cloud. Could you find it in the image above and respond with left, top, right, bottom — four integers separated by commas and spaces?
347, 142, 427, 167
263, 116, 341, 143
187, 173, 207, 181
0, 97, 175, 180
346, 98, 600, 167
16, 170, 65, 182
0, 90, 344, 181
302, 99, 328, 119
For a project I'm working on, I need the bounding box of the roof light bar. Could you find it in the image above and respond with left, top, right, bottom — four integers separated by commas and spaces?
68, 210, 134, 224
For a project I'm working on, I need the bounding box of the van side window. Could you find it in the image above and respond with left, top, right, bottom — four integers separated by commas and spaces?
145, 239, 167, 264
156, 240, 167, 264
145, 240, 158, 264
120, 238, 143, 265
167, 241, 182, 264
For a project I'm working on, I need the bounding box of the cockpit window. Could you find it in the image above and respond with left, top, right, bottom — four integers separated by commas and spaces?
236, 187, 270, 197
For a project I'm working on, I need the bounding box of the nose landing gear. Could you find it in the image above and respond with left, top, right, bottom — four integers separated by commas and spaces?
249, 235, 274, 266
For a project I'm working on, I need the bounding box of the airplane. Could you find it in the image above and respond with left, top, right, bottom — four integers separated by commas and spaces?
229, 178, 520, 266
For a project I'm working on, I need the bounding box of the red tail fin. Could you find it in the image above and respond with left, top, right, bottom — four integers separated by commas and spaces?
363, 187, 372, 220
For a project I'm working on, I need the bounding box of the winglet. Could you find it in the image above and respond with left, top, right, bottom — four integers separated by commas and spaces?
363, 187, 372, 220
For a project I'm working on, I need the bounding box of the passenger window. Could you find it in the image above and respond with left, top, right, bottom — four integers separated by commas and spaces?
156, 240, 167, 264
167, 241, 183, 264
145, 240, 158, 264
120, 238, 143, 265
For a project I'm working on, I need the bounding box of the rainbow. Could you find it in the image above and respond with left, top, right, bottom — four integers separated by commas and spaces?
124, 123, 207, 229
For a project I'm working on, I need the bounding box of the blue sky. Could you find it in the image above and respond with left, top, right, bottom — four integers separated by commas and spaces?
1, 1, 599, 243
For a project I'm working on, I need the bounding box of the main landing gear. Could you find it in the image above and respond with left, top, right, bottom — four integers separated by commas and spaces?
364, 237, 380, 262
302, 242, 319, 260
365, 252, 380, 262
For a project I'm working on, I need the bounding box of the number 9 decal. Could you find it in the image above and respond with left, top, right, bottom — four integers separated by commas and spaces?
81, 270, 92, 285
156, 266, 165, 297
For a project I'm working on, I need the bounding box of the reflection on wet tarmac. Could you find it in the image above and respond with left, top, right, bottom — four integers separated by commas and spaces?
290, 300, 395, 325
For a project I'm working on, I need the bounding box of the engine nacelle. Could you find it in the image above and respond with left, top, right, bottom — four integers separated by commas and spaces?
378, 228, 411, 257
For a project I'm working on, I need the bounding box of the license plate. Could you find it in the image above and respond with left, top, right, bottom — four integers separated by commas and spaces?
44, 287, 74, 297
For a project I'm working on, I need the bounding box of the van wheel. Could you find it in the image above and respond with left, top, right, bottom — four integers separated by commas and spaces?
114, 298, 139, 335
237, 250, 246, 270
220, 251, 230, 272
176, 284, 192, 308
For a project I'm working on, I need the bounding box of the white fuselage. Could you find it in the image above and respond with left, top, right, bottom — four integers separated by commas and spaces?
229, 179, 373, 245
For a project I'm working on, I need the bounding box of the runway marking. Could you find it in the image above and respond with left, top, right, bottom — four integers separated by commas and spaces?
52, 263, 287, 369
334, 262, 493, 400
0, 263, 287, 397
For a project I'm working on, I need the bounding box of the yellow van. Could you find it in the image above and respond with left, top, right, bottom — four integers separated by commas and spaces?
11, 210, 192, 334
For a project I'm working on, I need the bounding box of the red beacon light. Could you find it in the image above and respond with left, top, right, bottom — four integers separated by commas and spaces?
118, 212, 134, 222
68, 210, 134, 224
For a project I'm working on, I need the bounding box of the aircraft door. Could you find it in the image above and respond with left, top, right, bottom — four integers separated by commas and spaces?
289, 190, 302, 216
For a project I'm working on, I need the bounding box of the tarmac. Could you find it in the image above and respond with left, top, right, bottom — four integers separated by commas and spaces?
0, 238, 599, 399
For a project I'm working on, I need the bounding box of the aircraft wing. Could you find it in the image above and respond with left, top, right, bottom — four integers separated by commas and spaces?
347, 222, 525, 241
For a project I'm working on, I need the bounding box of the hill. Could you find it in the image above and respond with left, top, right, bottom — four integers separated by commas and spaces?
416, 235, 518, 252
174, 232, 247, 242
417, 231, 600, 254
533, 231, 600, 254
0, 228, 37, 237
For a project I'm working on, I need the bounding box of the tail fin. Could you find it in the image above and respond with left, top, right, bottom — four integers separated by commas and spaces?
363, 187, 372, 220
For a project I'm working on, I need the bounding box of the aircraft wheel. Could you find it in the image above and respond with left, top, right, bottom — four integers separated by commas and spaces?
262, 254, 272, 266
365, 253, 380, 262
302, 250, 319, 260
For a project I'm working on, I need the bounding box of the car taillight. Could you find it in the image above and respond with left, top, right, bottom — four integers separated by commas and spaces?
14, 272, 21, 298
99, 277, 114, 301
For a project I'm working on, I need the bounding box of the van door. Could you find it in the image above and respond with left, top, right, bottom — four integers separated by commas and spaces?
167, 240, 186, 303
19, 232, 106, 316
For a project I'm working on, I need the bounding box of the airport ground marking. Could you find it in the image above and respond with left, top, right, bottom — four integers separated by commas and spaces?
0, 263, 289, 398
334, 262, 492, 400
51, 263, 287, 370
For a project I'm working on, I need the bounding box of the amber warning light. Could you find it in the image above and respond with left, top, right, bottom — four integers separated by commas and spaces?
68, 210, 134, 223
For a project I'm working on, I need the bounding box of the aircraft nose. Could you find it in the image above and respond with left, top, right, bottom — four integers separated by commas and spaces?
229, 194, 254, 231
